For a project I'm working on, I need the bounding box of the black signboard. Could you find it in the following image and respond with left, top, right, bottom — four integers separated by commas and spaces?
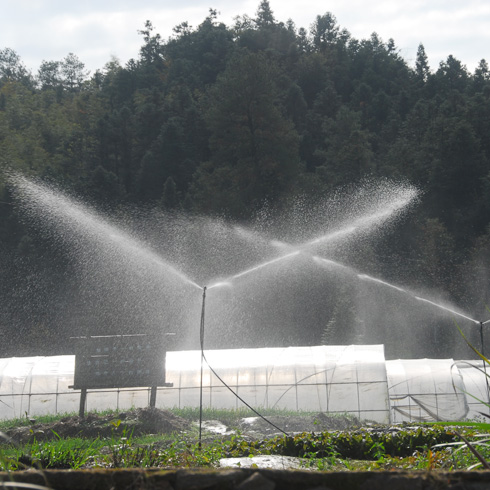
72, 334, 169, 390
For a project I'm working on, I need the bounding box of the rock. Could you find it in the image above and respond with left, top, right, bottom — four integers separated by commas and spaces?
220, 455, 305, 470
236, 472, 275, 490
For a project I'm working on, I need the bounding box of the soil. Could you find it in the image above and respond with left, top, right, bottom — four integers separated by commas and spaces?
2, 409, 361, 446
3, 407, 190, 445
4, 411, 489, 489
3, 411, 490, 490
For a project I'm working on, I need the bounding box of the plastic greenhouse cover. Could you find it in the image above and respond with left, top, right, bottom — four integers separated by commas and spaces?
386, 359, 468, 423
165, 345, 389, 422
0, 345, 486, 423
455, 360, 490, 421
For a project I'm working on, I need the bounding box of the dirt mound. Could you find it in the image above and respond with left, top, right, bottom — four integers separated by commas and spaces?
4, 407, 189, 445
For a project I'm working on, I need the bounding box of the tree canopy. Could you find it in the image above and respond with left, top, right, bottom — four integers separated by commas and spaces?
1, 1, 490, 358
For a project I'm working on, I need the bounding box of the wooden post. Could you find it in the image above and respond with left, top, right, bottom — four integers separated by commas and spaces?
79, 388, 87, 418
149, 386, 157, 408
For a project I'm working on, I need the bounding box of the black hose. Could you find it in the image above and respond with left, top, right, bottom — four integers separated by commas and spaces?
198, 286, 289, 446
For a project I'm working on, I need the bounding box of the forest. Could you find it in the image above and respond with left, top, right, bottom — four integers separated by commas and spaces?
1, 1, 490, 358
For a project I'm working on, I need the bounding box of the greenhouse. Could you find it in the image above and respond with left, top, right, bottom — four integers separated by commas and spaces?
0, 345, 488, 423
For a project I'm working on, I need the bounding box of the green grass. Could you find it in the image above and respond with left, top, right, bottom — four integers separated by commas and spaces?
0, 408, 122, 431
0, 406, 317, 431
0, 430, 225, 470
2, 408, 490, 472
1, 437, 103, 471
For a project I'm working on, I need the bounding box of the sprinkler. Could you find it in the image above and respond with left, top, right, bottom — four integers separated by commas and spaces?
480, 319, 490, 408
198, 286, 207, 450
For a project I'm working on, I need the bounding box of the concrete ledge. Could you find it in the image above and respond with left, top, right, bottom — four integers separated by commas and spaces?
2, 468, 490, 490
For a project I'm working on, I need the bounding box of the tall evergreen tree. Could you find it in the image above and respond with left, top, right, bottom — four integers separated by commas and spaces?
192, 50, 300, 217
415, 43, 430, 82
255, 0, 275, 27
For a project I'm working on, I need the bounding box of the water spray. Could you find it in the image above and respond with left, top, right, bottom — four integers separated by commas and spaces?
230, 250, 301, 281
222, 186, 418, 286
315, 255, 485, 326
412, 297, 480, 325
207, 281, 232, 290
10, 172, 204, 292
13, 173, 490, 420
316, 254, 490, 402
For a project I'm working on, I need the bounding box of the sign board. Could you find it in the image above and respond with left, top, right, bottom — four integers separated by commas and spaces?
72, 334, 169, 390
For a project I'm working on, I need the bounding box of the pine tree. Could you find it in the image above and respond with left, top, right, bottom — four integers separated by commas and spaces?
415, 43, 430, 82
255, 0, 275, 27
192, 51, 300, 217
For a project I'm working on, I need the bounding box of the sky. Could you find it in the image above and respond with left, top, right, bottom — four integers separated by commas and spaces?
3, 0, 490, 76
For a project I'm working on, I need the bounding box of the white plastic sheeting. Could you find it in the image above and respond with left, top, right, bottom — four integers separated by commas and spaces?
0, 345, 487, 423
0, 356, 79, 418
455, 360, 490, 421
386, 359, 468, 423
161, 345, 389, 422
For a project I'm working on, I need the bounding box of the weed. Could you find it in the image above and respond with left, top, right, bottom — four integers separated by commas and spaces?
369, 441, 386, 462
1, 407, 489, 472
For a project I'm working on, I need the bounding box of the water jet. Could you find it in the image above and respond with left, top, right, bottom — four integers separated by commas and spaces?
3, 173, 490, 424
5, 172, 484, 357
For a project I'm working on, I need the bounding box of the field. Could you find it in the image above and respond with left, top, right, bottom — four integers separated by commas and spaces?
1, 407, 490, 472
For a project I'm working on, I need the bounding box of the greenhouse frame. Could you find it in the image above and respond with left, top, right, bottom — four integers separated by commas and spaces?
0, 345, 488, 423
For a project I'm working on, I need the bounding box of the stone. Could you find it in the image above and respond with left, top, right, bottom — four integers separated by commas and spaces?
236, 472, 275, 490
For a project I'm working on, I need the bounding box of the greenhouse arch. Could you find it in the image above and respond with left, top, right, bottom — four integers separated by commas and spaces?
0, 345, 487, 423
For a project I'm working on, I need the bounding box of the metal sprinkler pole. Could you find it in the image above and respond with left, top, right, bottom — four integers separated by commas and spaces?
198, 286, 207, 451
480, 322, 486, 358
480, 321, 490, 408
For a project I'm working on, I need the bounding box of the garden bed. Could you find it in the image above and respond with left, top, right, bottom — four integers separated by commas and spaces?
1, 407, 489, 485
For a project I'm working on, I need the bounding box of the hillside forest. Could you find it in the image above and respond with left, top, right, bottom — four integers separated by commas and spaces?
1, 1, 490, 359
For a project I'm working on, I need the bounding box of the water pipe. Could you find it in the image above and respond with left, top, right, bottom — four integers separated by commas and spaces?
480, 320, 490, 409
198, 286, 207, 450
196, 285, 288, 439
